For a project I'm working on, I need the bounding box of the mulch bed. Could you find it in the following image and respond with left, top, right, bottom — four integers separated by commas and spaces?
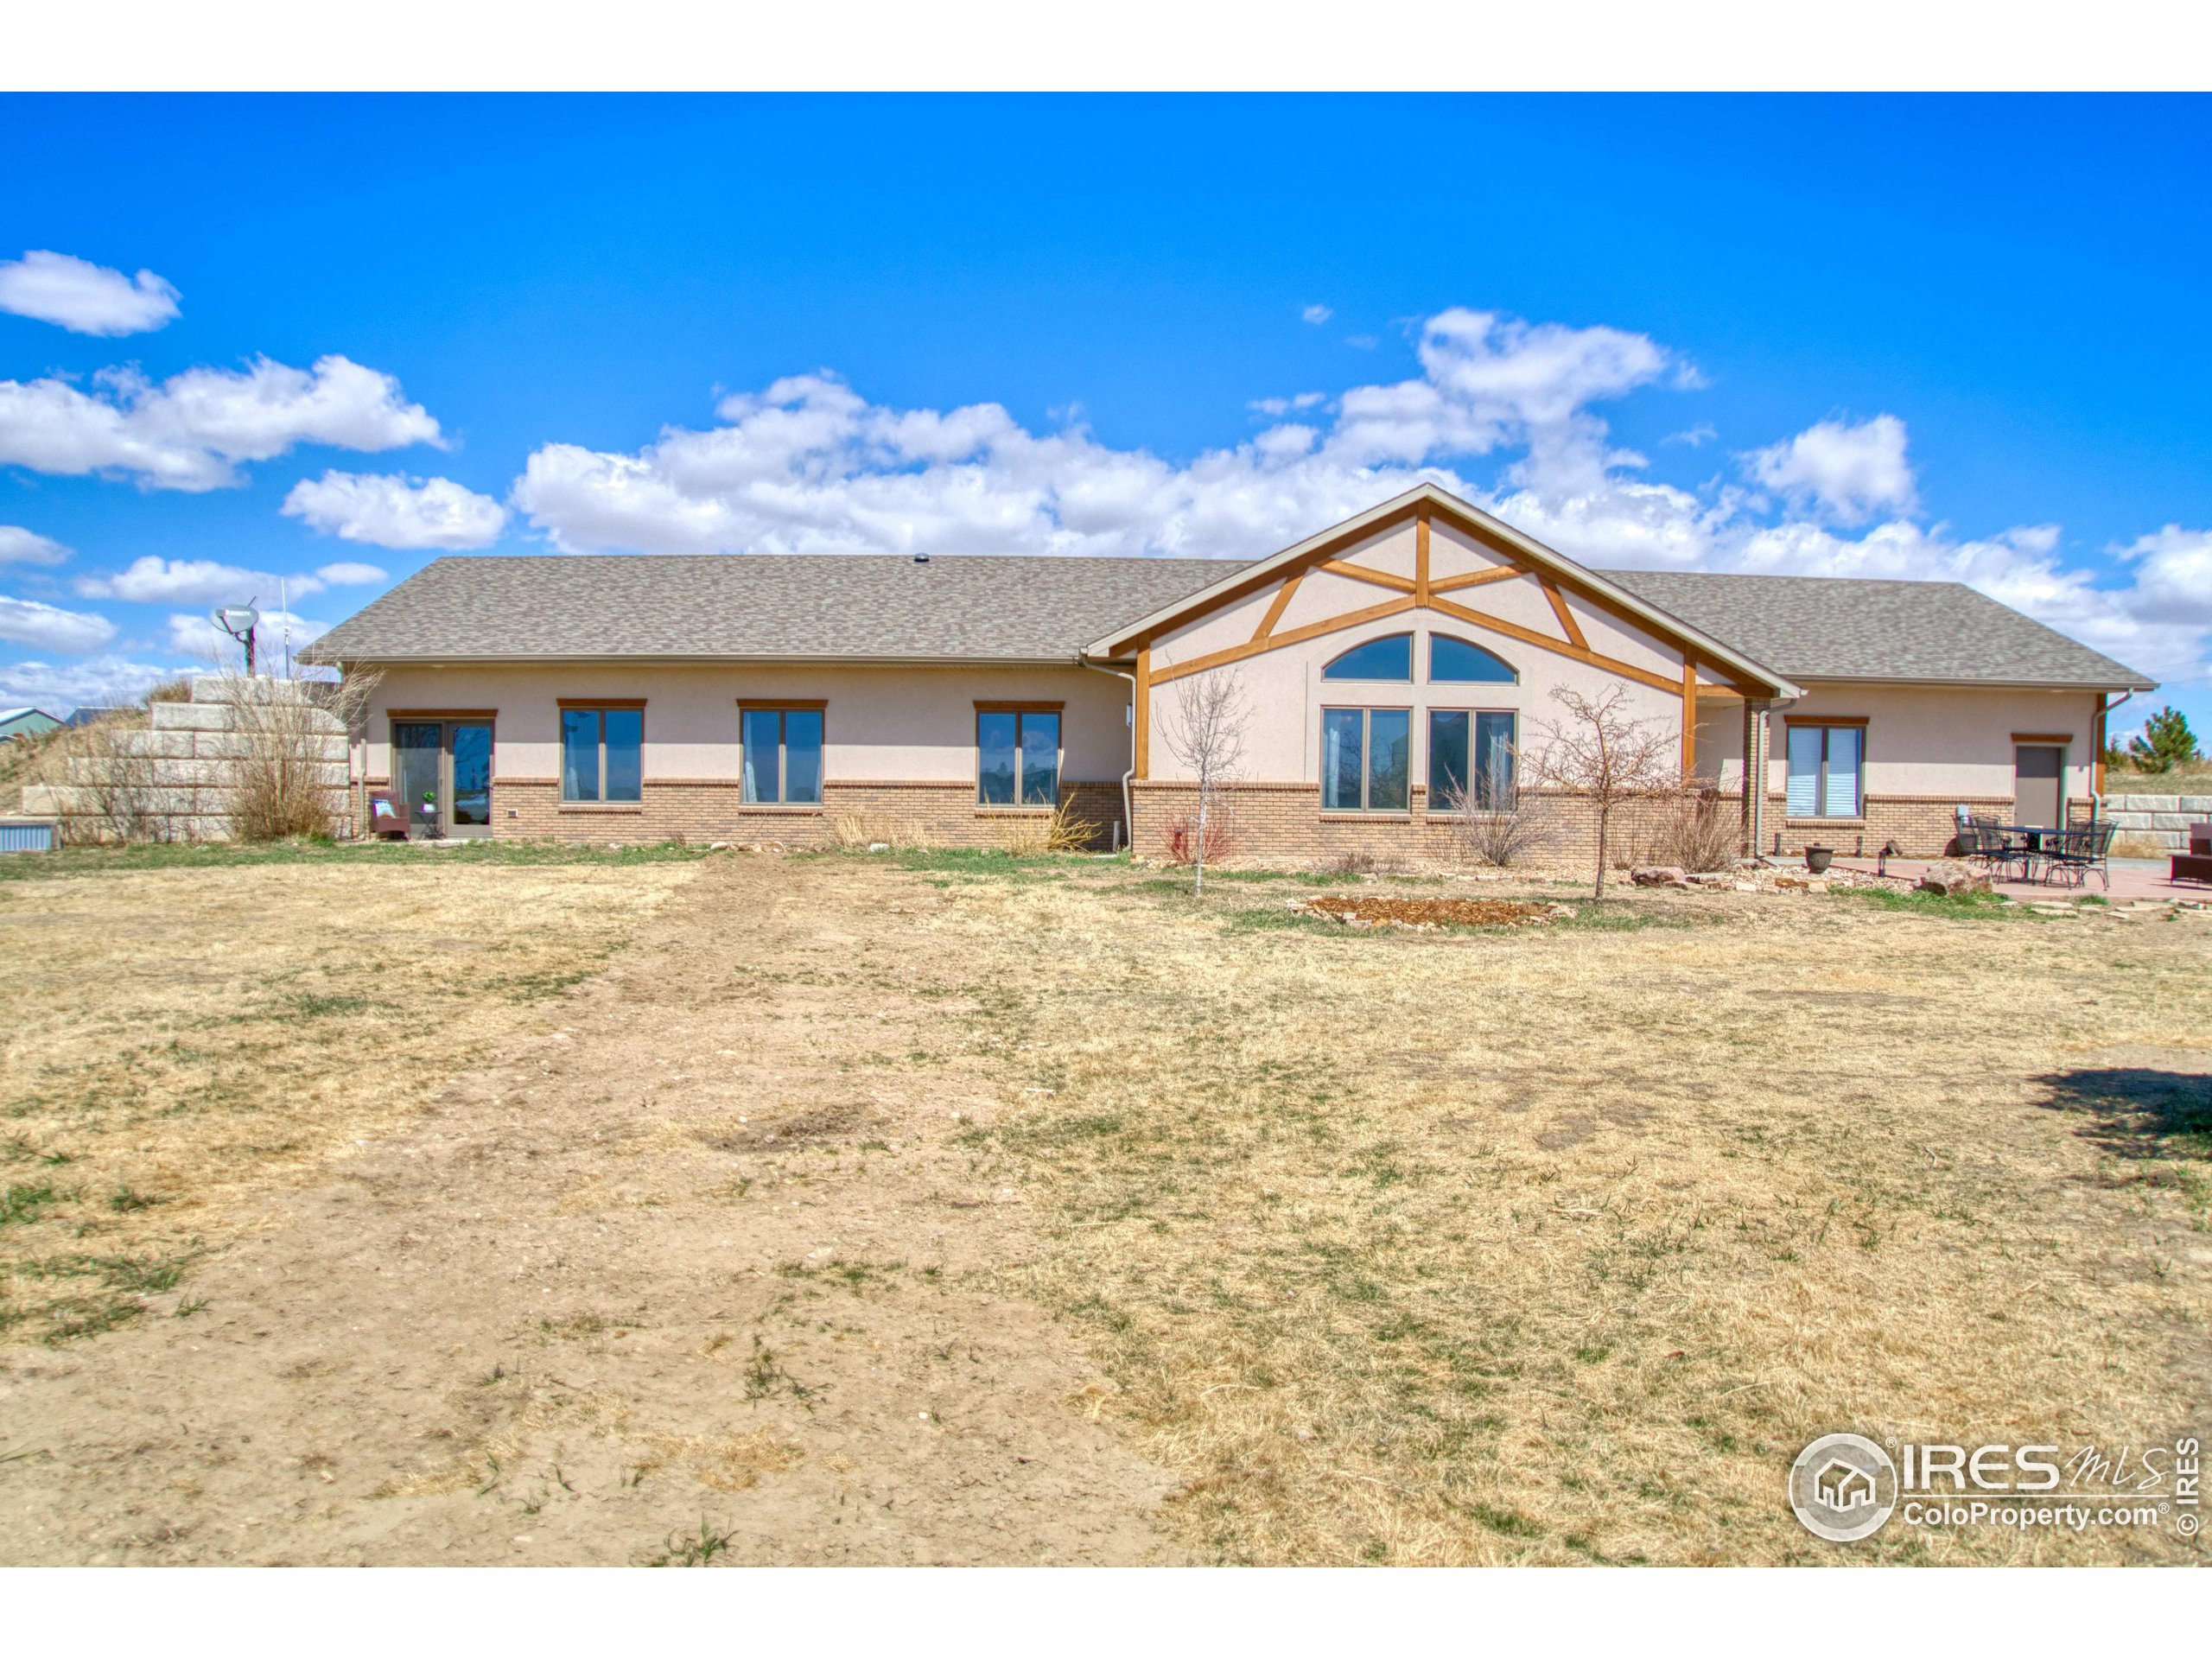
1288, 895, 1567, 929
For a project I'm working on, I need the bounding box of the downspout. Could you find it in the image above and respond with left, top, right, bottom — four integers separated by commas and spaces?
2097, 690, 2133, 808
1081, 656, 1139, 854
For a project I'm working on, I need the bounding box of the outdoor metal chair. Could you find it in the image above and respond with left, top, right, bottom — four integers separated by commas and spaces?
1964, 816, 2025, 880
2043, 822, 2115, 891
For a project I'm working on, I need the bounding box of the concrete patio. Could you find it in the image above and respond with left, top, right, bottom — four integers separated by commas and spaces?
1825, 855, 2209, 905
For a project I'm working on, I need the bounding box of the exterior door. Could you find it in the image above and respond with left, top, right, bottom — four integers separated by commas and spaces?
392, 722, 443, 837
449, 723, 493, 833
2013, 745, 2063, 829
391, 720, 495, 838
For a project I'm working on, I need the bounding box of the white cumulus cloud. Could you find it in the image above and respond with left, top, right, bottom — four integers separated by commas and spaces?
2114, 525, 2212, 628
0, 655, 178, 711
1249, 392, 1326, 417
0, 355, 442, 493
1741, 413, 1916, 524
0, 250, 181, 336
504, 305, 2208, 691
1300, 304, 1332, 325
0, 526, 71, 566
314, 560, 389, 586
0, 594, 117, 653
283, 471, 507, 550
168, 608, 327, 666
76, 556, 321, 606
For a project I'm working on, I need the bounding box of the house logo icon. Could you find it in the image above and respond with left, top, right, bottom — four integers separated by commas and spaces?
1815, 1459, 1876, 1512
1789, 1433, 1897, 1542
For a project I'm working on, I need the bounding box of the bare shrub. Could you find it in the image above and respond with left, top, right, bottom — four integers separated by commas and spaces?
1319, 849, 1401, 877
145, 678, 193, 703
1640, 791, 1739, 873
1163, 810, 1238, 867
993, 799, 1103, 856
1524, 684, 1688, 900
1436, 776, 1552, 868
1159, 670, 1250, 896
224, 669, 378, 842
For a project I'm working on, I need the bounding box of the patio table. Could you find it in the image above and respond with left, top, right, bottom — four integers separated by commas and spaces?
1993, 824, 2063, 882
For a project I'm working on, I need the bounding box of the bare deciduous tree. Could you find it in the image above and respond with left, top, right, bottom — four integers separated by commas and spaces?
1159, 669, 1250, 896
1524, 683, 1684, 899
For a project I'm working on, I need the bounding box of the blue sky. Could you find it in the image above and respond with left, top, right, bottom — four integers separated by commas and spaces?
1, 94, 2206, 737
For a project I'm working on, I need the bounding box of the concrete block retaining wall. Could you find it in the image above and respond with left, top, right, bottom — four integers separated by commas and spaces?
2101, 793, 2212, 853
21, 678, 349, 843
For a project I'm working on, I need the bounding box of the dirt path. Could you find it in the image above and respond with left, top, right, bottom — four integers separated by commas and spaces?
0, 855, 1183, 1565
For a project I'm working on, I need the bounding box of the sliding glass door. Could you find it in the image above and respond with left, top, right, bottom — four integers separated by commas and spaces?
390, 720, 494, 837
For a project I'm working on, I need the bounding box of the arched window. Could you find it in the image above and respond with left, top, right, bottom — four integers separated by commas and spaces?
1321, 632, 1413, 682
1428, 634, 1518, 683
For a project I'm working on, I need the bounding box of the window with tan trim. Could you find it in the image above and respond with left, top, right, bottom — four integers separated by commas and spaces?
1322, 706, 1411, 812
976, 703, 1060, 805
559, 702, 643, 803
1784, 721, 1863, 818
741, 702, 824, 804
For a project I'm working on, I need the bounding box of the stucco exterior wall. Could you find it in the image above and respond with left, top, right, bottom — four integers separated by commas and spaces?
1770, 683, 2099, 804
1144, 588, 1692, 791
357, 660, 1132, 846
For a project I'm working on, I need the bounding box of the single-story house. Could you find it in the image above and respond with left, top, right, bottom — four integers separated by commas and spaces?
306, 483, 2156, 861
0, 708, 62, 742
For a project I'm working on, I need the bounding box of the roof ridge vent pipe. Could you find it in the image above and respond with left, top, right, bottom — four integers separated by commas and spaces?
913, 553, 930, 563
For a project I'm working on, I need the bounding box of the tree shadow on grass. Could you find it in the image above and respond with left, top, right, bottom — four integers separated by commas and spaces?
2036, 1067, 2212, 1166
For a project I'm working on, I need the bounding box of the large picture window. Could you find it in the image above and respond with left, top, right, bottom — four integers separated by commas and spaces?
560, 704, 643, 803
1429, 709, 1517, 808
741, 705, 823, 804
1322, 707, 1411, 812
1785, 722, 1863, 818
1321, 633, 1413, 682
978, 708, 1060, 805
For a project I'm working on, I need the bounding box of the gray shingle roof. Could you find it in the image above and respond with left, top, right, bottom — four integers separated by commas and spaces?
1599, 569, 2154, 690
306, 549, 2156, 693
305, 553, 1248, 664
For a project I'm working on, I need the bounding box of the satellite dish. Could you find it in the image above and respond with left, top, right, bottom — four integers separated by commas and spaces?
213, 605, 260, 638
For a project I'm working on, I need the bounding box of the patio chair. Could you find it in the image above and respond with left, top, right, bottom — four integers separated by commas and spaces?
1964, 816, 2025, 880
2044, 822, 2116, 891
2174, 823, 2212, 888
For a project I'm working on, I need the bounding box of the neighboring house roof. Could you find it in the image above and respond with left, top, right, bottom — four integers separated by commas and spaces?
0, 708, 60, 736
1599, 569, 2156, 690
60, 706, 124, 727
304, 553, 1244, 664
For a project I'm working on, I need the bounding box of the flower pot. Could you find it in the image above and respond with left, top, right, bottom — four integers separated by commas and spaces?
1803, 846, 1834, 874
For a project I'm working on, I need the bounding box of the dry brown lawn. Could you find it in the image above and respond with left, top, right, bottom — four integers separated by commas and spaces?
915, 860, 2211, 1565
1, 843, 2206, 1566
0, 844, 696, 1344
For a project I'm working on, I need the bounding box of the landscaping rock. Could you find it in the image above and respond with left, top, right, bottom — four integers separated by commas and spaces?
1916, 860, 1992, 896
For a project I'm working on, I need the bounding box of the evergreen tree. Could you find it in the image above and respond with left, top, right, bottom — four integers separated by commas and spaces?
2125, 706, 2199, 773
